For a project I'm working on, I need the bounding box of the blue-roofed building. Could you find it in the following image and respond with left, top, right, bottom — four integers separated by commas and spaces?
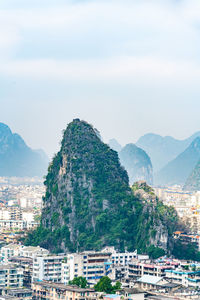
165, 269, 200, 288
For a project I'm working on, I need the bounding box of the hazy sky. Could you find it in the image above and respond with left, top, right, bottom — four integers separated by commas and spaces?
1, 0, 200, 157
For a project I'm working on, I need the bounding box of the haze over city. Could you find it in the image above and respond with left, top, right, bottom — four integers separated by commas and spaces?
1, 0, 200, 157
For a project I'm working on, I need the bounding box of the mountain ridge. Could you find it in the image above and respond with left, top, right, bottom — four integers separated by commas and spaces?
155, 137, 200, 186
0, 122, 49, 177
119, 143, 153, 185
136, 131, 200, 172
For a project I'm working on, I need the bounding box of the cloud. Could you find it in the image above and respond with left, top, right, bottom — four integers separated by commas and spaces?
1, 56, 200, 87
1, 0, 200, 155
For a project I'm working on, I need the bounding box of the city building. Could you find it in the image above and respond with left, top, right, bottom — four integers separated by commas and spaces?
165, 269, 200, 288
32, 281, 97, 300
0, 264, 23, 289
19, 246, 49, 259
0, 244, 21, 262
128, 259, 174, 280
32, 255, 64, 283
9, 256, 33, 288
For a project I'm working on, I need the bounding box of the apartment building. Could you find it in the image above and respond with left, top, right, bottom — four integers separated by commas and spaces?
165, 269, 200, 288
128, 260, 173, 280
0, 220, 39, 232
61, 262, 70, 285
0, 264, 23, 289
32, 281, 97, 300
0, 244, 21, 262
102, 246, 148, 266
32, 255, 65, 282
19, 246, 49, 259
1, 244, 48, 263
0, 220, 26, 231
65, 251, 112, 284
9, 256, 33, 288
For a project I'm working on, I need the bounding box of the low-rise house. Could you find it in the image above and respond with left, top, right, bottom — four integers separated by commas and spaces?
104, 295, 121, 300
136, 275, 179, 292
2, 288, 32, 300
118, 288, 145, 300
32, 281, 97, 300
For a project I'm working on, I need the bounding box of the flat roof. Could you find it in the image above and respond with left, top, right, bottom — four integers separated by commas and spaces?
138, 275, 163, 285
0, 264, 19, 270
33, 281, 95, 293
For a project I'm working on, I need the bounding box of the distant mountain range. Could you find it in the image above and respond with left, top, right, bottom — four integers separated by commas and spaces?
0, 123, 49, 177
154, 137, 200, 186
184, 159, 200, 191
109, 131, 200, 188
136, 132, 200, 173
109, 139, 122, 152
109, 140, 153, 185
119, 144, 153, 185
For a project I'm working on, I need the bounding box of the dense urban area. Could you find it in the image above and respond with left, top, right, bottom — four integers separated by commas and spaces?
0, 177, 200, 300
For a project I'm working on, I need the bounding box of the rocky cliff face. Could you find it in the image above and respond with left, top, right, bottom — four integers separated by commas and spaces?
119, 144, 153, 185
27, 119, 180, 254
0, 122, 48, 177
132, 181, 176, 251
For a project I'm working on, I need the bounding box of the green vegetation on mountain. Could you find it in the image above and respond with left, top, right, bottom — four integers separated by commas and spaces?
172, 240, 200, 262
0, 122, 48, 177
184, 159, 200, 191
119, 143, 153, 185
25, 119, 181, 255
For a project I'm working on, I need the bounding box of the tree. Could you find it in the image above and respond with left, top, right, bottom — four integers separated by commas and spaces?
94, 277, 121, 294
147, 245, 165, 259
113, 281, 122, 292
94, 276, 113, 293
69, 276, 88, 288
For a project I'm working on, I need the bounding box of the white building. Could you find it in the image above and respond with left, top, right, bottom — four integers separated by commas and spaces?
19, 246, 49, 259
32, 255, 64, 283
61, 261, 70, 285
0, 244, 21, 262
0, 220, 39, 231
0, 220, 26, 231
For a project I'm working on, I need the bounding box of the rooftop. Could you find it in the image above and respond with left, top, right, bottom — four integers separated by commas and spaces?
138, 275, 163, 285
33, 281, 95, 293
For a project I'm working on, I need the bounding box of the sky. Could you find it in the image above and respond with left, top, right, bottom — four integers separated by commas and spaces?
1, 0, 200, 157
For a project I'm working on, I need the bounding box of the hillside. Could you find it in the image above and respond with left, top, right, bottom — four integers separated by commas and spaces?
0, 122, 49, 177
184, 160, 200, 191
155, 137, 200, 186
26, 119, 180, 254
119, 144, 153, 185
136, 132, 200, 172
